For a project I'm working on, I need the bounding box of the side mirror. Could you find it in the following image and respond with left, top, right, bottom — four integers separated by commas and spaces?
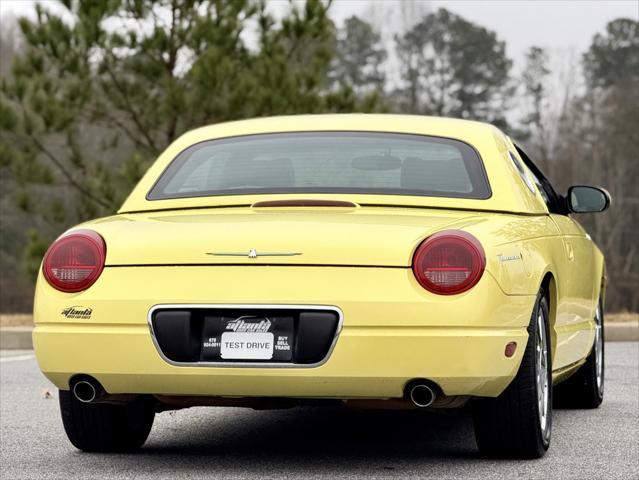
567, 186, 611, 213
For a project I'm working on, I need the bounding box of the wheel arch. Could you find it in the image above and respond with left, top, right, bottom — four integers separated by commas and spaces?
539, 271, 558, 361
596, 258, 607, 309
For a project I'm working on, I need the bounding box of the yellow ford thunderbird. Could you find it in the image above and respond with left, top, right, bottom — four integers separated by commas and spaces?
33, 114, 609, 458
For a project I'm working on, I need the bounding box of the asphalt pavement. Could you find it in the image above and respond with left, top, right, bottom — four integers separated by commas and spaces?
1, 343, 638, 479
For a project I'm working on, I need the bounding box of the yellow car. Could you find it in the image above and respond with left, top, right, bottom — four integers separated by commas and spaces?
33, 114, 609, 458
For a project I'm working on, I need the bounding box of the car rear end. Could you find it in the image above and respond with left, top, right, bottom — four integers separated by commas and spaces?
33, 207, 534, 403
32, 116, 546, 453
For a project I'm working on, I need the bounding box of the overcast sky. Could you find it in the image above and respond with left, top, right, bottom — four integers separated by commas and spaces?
294, 0, 638, 95
330, 1, 638, 64
2, 0, 638, 67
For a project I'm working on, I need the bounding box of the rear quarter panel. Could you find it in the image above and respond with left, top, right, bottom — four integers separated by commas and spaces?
463, 214, 601, 370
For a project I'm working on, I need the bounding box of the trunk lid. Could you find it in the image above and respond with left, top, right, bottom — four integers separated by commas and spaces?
88, 206, 482, 267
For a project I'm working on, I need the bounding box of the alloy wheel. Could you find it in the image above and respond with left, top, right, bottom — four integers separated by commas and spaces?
594, 303, 604, 393
536, 308, 550, 441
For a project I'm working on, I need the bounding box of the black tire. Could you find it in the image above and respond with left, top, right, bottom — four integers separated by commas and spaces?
554, 300, 604, 409
59, 390, 155, 452
472, 290, 552, 459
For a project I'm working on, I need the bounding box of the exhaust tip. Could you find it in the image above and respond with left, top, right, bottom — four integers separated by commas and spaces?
409, 384, 436, 408
73, 380, 97, 403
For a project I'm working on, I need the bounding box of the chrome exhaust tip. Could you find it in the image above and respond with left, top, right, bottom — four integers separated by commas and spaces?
409, 384, 436, 408
72, 379, 103, 403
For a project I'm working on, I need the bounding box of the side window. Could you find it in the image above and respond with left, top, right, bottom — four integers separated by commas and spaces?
508, 151, 536, 194
514, 146, 567, 214
525, 165, 551, 205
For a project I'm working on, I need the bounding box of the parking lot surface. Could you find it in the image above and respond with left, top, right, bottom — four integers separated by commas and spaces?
1, 343, 637, 479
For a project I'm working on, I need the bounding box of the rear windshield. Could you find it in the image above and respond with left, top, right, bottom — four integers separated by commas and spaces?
147, 132, 491, 200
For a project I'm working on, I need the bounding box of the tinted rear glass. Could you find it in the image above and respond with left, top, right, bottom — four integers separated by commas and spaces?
147, 132, 490, 200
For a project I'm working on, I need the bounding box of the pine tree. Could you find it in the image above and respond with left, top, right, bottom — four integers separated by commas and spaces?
0, 0, 381, 285
395, 8, 512, 128
331, 15, 387, 94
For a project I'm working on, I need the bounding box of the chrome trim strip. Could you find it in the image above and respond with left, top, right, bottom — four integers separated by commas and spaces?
206, 251, 302, 257
147, 304, 343, 369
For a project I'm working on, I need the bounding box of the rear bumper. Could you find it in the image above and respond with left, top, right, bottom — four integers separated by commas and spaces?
34, 323, 528, 398
33, 266, 536, 399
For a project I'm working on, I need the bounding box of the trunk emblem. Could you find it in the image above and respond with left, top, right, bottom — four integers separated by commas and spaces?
207, 250, 302, 259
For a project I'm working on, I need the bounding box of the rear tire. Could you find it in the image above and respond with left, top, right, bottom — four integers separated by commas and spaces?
472, 290, 552, 458
59, 390, 155, 452
554, 300, 604, 409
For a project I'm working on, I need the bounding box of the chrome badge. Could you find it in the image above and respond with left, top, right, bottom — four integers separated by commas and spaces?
497, 253, 522, 262
207, 249, 302, 258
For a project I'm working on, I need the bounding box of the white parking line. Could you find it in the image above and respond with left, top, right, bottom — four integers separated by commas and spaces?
0, 354, 35, 363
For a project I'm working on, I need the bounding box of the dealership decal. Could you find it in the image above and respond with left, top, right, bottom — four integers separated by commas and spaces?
225, 317, 272, 333
61, 306, 92, 319
203, 337, 221, 348
275, 335, 291, 352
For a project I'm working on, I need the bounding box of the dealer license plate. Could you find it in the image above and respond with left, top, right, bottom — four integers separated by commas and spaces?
220, 332, 274, 360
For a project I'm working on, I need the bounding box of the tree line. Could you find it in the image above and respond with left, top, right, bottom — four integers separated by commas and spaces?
0, 0, 637, 312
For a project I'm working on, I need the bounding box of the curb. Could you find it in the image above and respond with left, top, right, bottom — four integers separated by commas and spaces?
0, 327, 33, 350
605, 322, 639, 342
1, 323, 638, 350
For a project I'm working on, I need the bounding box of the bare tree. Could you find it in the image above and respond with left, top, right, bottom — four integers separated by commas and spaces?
0, 14, 21, 78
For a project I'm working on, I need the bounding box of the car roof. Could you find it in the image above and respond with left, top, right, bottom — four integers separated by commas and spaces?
119, 114, 549, 215
185, 114, 494, 143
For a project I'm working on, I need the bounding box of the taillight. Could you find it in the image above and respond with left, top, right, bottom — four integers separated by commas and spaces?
412, 230, 485, 295
42, 229, 106, 293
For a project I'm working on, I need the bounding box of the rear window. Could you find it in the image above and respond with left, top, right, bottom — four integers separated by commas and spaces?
147, 132, 491, 200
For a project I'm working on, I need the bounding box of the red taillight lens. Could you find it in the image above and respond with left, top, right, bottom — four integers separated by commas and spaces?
43, 230, 106, 293
412, 230, 485, 295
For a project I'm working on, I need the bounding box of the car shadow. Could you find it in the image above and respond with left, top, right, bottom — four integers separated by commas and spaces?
136, 406, 480, 467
